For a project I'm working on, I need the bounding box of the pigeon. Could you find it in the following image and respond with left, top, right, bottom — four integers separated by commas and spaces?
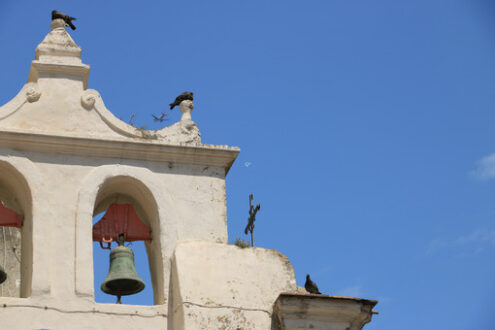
152, 112, 167, 123
169, 92, 194, 110
52, 10, 77, 30
304, 274, 321, 294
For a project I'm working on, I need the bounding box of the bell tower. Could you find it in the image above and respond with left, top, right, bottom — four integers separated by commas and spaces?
0, 14, 377, 329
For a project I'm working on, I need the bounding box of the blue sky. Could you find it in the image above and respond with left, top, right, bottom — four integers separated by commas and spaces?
2, 1, 495, 329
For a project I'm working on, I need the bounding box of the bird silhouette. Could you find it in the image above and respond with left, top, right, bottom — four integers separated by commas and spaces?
52, 10, 77, 30
152, 112, 167, 123
304, 274, 321, 294
169, 92, 193, 110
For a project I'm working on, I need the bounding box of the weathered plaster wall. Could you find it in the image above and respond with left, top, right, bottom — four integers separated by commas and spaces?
0, 227, 21, 297
0, 150, 232, 328
169, 242, 297, 330
0, 150, 228, 301
0, 298, 167, 329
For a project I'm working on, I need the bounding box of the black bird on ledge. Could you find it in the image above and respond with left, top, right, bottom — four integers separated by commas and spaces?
305, 274, 322, 294
52, 10, 77, 30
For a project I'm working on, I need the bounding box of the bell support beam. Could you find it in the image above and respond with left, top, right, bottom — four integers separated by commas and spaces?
0, 203, 22, 228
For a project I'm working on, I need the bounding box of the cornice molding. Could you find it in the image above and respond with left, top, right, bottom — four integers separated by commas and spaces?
28, 61, 90, 89
0, 129, 239, 173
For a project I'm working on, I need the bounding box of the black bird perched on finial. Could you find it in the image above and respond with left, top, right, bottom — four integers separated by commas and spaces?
169, 92, 194, 110
52, 10, 77, 30
305, 274, 321, 294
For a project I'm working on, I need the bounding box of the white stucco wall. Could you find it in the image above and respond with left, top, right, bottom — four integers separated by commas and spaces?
0, 19, 242, 329
0, 297, 167, 329
169, 242, 297, 330
0, 151, 229, 299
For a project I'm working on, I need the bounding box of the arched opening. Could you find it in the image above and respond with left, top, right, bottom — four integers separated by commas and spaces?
91, 176, 163, 305
0, 161, 33, 298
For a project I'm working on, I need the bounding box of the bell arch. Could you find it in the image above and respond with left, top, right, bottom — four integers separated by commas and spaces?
0, 159, 33, 298
75, 165, 172, 305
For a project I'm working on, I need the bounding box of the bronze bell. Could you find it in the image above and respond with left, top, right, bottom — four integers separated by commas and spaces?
0, 265, 6, 284
101, 234, 145, 303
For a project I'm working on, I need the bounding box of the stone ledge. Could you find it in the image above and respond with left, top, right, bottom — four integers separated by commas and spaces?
273, 293, 378, 330
28, 61, 90, 89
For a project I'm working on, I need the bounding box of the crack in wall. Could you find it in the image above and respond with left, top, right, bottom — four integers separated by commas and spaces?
0, 304, 167, 318
182, 301, 271, 316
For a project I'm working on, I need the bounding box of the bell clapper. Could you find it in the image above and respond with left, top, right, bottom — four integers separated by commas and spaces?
117, 233, 124, 246
116, 295, 122, 304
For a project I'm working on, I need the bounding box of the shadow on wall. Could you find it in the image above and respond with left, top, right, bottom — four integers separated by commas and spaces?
0, 160, 33, 298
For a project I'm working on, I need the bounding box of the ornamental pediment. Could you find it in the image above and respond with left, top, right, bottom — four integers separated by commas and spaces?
0, 18, 203, 147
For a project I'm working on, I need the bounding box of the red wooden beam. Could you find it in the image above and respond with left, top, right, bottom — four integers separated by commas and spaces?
92, 204, 151, 245
0, 203, 22, 228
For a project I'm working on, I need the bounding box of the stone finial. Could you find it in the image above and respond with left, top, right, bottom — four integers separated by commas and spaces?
28, 14, 89, 89
35, 19, 81, 62
51, 18, 66, 31
157, 99, 200, 145
179, 100, 194, 121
